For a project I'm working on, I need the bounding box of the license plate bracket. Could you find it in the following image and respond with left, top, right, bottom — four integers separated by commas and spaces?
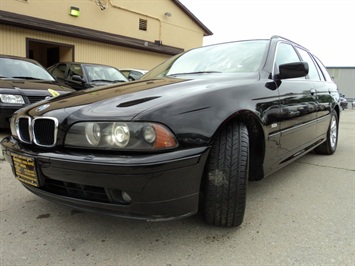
11, 153, 39, 187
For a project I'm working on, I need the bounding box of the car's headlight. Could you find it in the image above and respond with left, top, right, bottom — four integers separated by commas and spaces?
65, 122, 178, 151
0, 94, 25, 104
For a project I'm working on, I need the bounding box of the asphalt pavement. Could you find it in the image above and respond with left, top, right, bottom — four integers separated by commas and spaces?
0, 110, 354, 265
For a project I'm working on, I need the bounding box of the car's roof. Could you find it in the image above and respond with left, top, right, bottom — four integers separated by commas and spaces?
200, 35, 309, 52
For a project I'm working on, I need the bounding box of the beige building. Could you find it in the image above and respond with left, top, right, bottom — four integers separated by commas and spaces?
0, 0, 212, 70
327, 67, 355, 100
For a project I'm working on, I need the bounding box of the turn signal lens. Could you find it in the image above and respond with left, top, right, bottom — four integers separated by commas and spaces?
153, 124, 177, 148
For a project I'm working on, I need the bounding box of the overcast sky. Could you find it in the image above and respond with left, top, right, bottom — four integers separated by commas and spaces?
180, 0, 355, 67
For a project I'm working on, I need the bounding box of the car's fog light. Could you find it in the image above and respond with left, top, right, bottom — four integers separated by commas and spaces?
121, 191, 132, 203
85, 122, 101, 146
112, 123, 130, 147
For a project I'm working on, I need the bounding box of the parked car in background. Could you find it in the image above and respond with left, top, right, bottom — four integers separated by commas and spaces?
0, 55, 74, 129
120, 68, 148, 81
48, 62, 128, 90
339, 94, 348, 110
1, 36, 340, 227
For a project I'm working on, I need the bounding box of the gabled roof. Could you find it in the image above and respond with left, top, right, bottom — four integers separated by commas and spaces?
172, 0, 213, 36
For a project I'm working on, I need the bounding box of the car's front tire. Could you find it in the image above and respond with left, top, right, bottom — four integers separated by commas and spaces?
203, 121, 249, 227
315, 110, 338, 155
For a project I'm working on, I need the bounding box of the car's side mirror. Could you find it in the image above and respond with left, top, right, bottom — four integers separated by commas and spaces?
276, 61, 309, 80
72, 75, 85, 83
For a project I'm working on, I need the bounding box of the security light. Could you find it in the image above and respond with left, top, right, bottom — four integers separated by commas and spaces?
70, 7, 80, 17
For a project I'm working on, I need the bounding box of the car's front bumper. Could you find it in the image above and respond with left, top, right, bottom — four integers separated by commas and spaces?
1, 136, 210, 221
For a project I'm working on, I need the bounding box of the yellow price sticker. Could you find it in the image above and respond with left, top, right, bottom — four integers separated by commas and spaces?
48, 89, 60, 97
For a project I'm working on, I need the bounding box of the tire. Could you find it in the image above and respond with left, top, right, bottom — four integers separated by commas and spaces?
314, 110, 338, 155
203, 121, 249, 227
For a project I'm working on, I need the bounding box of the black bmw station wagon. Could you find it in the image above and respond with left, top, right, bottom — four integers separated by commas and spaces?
1, 36, 340, 227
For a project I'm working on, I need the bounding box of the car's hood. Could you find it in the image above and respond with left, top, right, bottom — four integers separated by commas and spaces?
24, 73, 259, 120
0, 79, 73, 92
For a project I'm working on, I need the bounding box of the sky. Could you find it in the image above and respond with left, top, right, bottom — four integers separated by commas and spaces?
179, 0, 355, 67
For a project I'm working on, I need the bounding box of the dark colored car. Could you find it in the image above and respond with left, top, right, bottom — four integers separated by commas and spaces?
48, 62, 128, 90
1, 36, 340, 227
0, 55, 74, 129
339, 94, 348, 110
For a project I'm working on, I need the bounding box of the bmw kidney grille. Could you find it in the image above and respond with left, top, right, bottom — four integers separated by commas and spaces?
17, 116, 58, 147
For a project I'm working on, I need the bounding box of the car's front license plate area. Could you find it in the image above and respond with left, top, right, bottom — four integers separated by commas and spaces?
11, 153, 39, 187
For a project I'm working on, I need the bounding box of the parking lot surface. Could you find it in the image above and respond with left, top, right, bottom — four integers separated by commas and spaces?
1, 110, 354, 265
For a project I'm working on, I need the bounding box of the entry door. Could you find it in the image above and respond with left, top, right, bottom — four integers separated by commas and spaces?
27, 38, 74, 68
47, 47, 59, 67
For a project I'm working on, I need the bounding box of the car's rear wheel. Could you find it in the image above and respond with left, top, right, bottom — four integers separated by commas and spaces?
203, 121, 249, 227
314, 110, 338, 155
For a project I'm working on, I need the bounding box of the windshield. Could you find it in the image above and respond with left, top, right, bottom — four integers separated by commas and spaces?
0, 58, 55, 80
142, 40, 269, 79
83, 65, 128, 82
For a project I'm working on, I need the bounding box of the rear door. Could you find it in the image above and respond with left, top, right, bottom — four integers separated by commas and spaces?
312, 56, 339, 136
294, 47, 334, 138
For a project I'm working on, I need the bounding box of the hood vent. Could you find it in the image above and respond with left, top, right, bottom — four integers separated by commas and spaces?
117, 96, 160, 107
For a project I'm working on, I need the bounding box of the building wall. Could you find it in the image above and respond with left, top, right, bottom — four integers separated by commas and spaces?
327, 67, 355, 99
1, 0, 205, 50
0, 24, 170, 70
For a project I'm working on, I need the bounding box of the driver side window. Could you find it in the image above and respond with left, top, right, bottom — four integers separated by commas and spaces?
68, 64, 83, 81
274, 43, 304, 79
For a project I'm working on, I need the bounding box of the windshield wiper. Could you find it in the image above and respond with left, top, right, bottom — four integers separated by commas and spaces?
11, 76, 41, 80
167, 71, 221, 77
91, 79, 111, 82
91, 79, 127, 83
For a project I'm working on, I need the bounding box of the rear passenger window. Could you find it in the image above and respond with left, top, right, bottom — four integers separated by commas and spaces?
296, 48, 320, 81
314, 56, 333, 82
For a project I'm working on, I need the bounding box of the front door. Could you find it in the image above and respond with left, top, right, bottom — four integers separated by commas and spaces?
275, 43, 318, 157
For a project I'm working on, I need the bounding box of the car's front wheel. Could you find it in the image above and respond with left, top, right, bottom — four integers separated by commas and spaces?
314, 110, 338, 155
203, 121, 249, 227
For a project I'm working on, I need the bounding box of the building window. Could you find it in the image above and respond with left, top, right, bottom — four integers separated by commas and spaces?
139, 19, 147, 31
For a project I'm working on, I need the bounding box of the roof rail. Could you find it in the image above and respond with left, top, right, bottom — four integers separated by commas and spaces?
270, 35, 304, 48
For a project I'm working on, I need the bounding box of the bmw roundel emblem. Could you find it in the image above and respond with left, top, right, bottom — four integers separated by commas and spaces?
36, 104, 50, 112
